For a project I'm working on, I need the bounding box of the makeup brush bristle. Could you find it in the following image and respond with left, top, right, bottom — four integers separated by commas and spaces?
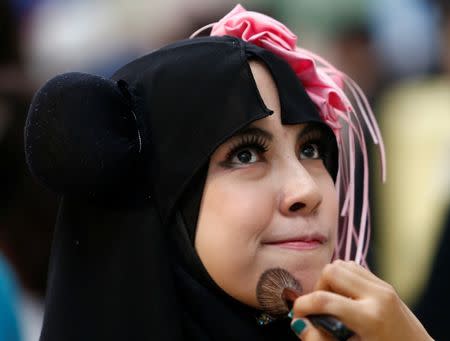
257, 269, 356, 340
256, 268, 302, 317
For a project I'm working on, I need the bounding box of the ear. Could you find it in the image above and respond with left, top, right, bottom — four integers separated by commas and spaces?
25, 72, 142, 195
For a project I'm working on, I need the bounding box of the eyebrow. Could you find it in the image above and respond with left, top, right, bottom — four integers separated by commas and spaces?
231, 123, 328, 142
296, 123, 327, 140
231, 126, 273, 141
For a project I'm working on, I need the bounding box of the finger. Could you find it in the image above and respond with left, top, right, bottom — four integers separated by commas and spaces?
328, 261, 405, 307
314, 261, 385, 299
327, 261, 403, 306
338, 260, 387, 286
291, 318, 335, 341
292, 290, 366, 335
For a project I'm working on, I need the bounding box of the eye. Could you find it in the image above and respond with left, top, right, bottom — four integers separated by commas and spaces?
300, 143, 321, 160
223, 134, 270, 167
230, 147, 261, 164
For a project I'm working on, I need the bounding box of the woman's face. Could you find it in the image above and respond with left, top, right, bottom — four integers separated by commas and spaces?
195, 61, 338, 308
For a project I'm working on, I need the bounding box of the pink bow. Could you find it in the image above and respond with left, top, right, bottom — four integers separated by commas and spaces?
211, 4, 351, 135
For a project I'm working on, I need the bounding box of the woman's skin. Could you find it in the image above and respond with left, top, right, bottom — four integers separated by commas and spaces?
195, 60, 338, 307
291, 260, 433, 340
195, 61, 433, 340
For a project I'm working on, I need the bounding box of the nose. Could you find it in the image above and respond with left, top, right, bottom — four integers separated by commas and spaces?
278, 161, 323, 216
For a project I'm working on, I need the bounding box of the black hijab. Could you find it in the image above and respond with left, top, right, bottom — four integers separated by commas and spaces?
25, 36, 336, 341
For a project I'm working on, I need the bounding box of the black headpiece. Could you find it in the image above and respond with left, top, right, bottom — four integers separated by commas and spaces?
25, 36, 333, 341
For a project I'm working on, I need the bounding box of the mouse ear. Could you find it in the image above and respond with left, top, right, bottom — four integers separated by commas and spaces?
25, 72, 142, 195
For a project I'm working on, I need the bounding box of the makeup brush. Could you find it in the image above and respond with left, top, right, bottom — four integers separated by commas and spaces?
256, 268, 355, 341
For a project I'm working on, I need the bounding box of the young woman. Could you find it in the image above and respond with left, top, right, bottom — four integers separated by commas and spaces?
25, 5, 432, 341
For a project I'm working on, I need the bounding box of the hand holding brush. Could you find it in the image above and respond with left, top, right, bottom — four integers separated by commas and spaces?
256, 261, 434, 340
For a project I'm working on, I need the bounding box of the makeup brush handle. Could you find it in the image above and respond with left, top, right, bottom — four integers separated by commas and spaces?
307, 314, 354, 341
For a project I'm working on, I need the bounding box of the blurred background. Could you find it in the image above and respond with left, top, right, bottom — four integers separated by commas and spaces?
0, 0, 448, 340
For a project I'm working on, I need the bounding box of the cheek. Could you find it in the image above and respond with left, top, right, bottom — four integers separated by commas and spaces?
198, 175, 274, 240
195, 167, 339, 306
317, 174, 339, 258
325, 179, 339, 240
195, 175, 275, 305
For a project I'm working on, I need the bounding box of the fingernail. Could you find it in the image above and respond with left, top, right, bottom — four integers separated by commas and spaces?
291, 318, 307, 335
288, 309, 294, 319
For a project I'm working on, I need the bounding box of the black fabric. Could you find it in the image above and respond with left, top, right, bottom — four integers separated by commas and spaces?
111, 37, 276, 222
25, 73, 142, 195
40, 196, 182, 341
174, 263, 299, 341
26, 36, 337, 341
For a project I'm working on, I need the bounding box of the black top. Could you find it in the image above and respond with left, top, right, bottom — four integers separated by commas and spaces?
25, 36, 335, 341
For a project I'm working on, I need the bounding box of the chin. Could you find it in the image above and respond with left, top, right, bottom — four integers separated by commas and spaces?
288, 261, 329, 294
294, 273, 319, 294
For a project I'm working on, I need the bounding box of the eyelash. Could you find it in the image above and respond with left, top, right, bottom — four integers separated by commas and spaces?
223, 128, 331, 166
298, 131, 329, 160
225, 135, 270, 162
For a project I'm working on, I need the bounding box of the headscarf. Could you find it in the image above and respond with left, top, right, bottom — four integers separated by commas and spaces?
26, 36, 329, 341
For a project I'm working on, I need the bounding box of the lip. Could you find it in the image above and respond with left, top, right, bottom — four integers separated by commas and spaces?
263, 233, 327, 251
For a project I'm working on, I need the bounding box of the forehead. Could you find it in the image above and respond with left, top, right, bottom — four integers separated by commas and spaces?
248, 60, 280, 117
246, 61, 317, 141
111, 36, 323, 222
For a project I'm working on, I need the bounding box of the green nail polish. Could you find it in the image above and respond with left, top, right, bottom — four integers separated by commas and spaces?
288, 309, 294, 319
291, 319, 307, 335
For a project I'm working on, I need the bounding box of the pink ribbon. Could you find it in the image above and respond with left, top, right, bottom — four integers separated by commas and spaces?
210, 4, 351, 136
